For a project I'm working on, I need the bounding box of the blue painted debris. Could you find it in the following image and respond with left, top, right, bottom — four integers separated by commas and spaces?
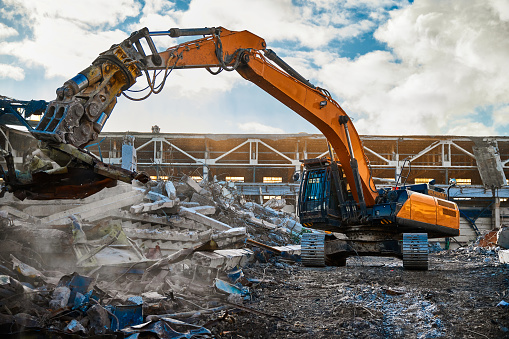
72, 290, 94, 311
214, 278, 250, 300
106, 296, 144, 331
64, 319, 86, 333
226, 266, 244, 284
56, 272, 94, 307
497, 300, 509, 307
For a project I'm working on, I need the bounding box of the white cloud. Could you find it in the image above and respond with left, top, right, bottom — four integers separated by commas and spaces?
311, 0, 509, 135
0, 63, 24, 80
237, 122, 285, 134
0, 18, 128, 78
492, 105, 509, 127
0, 23, 18, 38
490, 0, 509, 21
445, 121, 496, 136
0, 0, 507, 137
0, 0, 406, 93
3, 0, 141, 27
0, 1, 141, 79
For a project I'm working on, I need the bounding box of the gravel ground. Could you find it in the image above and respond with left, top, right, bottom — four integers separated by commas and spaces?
211, 250, 509, 338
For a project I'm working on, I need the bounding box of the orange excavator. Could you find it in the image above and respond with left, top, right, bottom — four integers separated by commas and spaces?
2, 27, 459, 269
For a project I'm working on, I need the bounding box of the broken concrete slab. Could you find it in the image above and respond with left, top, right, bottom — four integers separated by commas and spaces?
191, 192, 216, 207
168, 215, 214, 232
125, 227, 246, 255
188, 205, 216, 216
281, 204, 296, 214
130, 199, 177, 214
246, 216, 289, 234
39, 188, 146, 226
71, 219, 148, 268
179, 206, 231, 231
183, 175, 202, 193
263, 198, 287, 210
0, 206, 33, 221
2, 225, 71, 254
191, 248, 255, 270
110, 210, 175, 228
1, 183, 136, 218
243, 202, 280, 218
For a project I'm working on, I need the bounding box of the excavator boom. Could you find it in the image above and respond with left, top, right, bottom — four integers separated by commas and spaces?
30, 26, 377, 206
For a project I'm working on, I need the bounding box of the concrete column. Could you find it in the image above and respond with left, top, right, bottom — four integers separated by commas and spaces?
494, 197, 501, 229
203, 140, 209, 182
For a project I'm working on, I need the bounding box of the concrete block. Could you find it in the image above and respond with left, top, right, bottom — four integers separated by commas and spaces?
165, 181, 176, 200
184, 176, 202, 193
212, 227, 247, 248
130, 199, 176, 214
87, 304, 111, 335
191, 193, 216, 207
179, 206, 231, 231
499, 249, 509, 264
497, 227, 509, 249
191, 251, 228, 269
188, 205, 216, 215
281, 205, 296, 214
192, 248, 255, 270
263, 198, 287, 210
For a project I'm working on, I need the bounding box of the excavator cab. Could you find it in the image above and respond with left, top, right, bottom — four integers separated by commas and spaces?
298, 157, 359, 231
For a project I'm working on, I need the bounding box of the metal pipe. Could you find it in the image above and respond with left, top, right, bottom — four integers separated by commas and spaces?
263, 49, 315, 89
339, 116, 367, 215
167, 27, 219, 37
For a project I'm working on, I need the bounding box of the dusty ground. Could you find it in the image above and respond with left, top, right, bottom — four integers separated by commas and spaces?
212, 250, 509, 339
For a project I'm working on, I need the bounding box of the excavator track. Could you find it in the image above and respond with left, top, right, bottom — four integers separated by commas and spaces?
402, 233, 429, 270
301, 233, 326, 267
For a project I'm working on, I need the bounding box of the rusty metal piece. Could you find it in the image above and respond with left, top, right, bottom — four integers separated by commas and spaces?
0, 143, 148, 200
246, 239, 282, 255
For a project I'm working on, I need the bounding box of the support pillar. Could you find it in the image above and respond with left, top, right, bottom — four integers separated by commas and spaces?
494, 197, 501, 229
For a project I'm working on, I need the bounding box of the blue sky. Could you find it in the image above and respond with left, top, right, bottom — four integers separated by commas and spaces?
1, 0, 508, 136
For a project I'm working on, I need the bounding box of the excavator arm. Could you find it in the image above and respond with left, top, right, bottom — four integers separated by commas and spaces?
30, 26, 377, 206
3, 27, 460, 270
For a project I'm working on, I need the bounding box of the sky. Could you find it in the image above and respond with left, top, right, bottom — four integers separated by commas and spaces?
0, 0, 508, 136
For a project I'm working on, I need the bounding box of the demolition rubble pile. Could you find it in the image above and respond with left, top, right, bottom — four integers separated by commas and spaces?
0, 176, 308, 337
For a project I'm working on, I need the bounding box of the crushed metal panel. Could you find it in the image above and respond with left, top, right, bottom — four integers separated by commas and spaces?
472, 138, 507, 189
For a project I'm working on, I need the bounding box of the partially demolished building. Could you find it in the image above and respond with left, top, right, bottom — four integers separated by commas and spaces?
2, 127, 509, 247
0, 125, 508, 337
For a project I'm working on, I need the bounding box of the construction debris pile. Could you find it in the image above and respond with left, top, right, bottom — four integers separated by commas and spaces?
0, 176, 308, 337
0, 176, 508, 338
